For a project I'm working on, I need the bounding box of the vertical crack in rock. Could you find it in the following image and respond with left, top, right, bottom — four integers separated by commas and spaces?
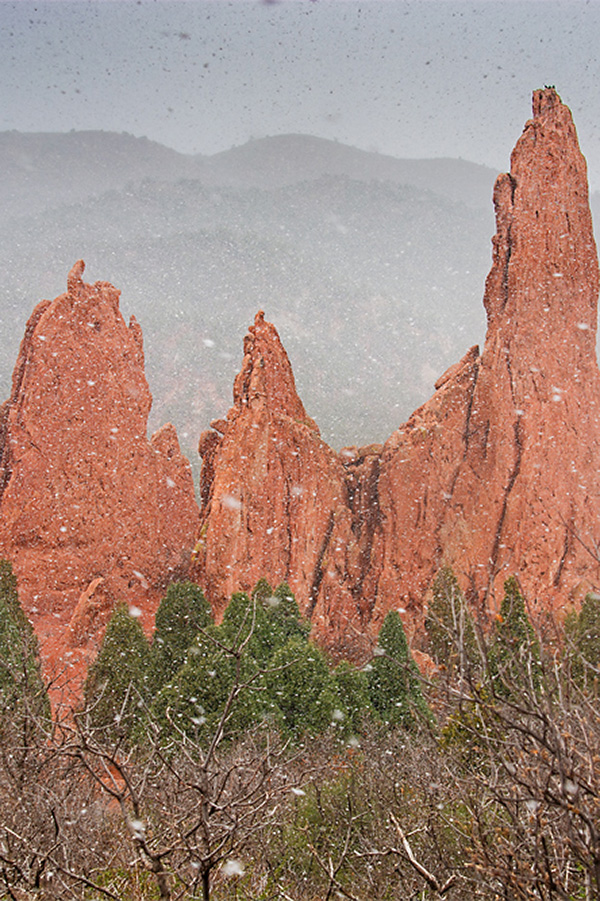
554, 518, 571, 587
487, 418, 523, 596
499, 176, 516, 316
306, 510, 335, 619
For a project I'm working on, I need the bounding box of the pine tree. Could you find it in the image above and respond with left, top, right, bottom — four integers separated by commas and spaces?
266, 581, 310, 645
151, 645, 260, 744
426, 566, 479, 675
266, 640, 337, 738
149, 584, 326, 745
84, 603, 151, 739
220, 583, 309, 670
0, 559, 49, 738
333, 660, 373, 735
151, 617, 268, 746
565, 592, 600, 693
149, 581, 213, 691
219, 591, 272, 667
251, 577, 274, 606
488, 576, 540, 697
367, 610, 431, 730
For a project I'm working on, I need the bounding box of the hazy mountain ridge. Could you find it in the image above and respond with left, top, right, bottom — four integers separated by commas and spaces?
0, 128, 526, 450
0, 129, 498, 217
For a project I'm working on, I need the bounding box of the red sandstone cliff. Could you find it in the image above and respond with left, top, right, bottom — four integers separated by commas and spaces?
0, 261, 199, 681
8, 88, 597, 677
194, 89, 600, 650
365, 87, 600, 626
191, 312, 369, 651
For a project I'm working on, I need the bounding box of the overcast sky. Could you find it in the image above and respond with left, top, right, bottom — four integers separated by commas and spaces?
2, 0, 600, 185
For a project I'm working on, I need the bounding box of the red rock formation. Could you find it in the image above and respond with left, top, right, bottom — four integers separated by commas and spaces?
365, 87, 600, 627
191, 311, 370, 652
194, 89, 600, 653
0, 261, 199, 686
14, 88, 596, 687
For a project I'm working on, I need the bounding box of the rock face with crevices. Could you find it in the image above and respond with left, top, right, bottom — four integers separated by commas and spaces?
7, 88, 598, 680
0, 261, 199, 681
364, 87, 600, 627
191, 312, 370, 652
193, 89, 600, 650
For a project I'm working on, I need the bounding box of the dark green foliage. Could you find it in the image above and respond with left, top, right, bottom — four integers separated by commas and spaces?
494, 577, 537, 651
333, 660, 373, 735
219, 591, 272, 666
426, 566, 479, 674
84, 603, 151, 738
266, 581, 311, 645
367, 610, 431, 729
149, 581, 212, 691
565, 592, 600, 693
251, 576, 274, 605
266, 639, 337, 738
149, 583, 314, 746
0, 559, 49, 735
150, 641, 265, 744
220, 583, 309, 668
0, 559, 32, 634
488, 576, 540, 696
85, 580, 436, 750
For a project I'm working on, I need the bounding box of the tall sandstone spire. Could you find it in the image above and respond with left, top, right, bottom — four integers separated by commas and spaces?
191, 312, 371, 652
193, 89, 600, 650
365, 87, 600, 625
0, 262, 199, 678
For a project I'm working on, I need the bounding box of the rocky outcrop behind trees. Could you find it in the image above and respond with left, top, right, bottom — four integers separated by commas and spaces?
194, 89, 600, 650
2, 88, 599, 678
0, 261, 199, 685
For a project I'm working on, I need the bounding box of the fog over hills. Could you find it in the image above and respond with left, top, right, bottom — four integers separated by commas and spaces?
3, 129, 594, 457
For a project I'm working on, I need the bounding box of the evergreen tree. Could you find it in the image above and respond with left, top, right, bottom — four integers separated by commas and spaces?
266, 639, 337, 738
219, 591, 272, 667
266, 581, 311, 645
151, 644, 264, 744
0, 560, 49, 737
565, 592, 600, 693
149, 581, 213, 691
251, 577, 274, 606
220, 584, 309, 670
151, 582, 314, 745
333, 660, 373, 735
84, 603, 151, 739
367, 610, 431, 729
151, 608, 271, 746
426, 566, 479, 674
488, 576, 540, 696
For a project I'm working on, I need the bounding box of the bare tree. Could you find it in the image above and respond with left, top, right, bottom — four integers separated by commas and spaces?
439, 591, 600, 901
62, 605, 314, 901
264, 725, 477, 901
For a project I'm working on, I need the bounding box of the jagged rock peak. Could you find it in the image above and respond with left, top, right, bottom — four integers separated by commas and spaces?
191, 310, 365, 647
67, 258, 86, 295
0, 263, 199, 694
356, 88, 600, 638
483, 87, 598, 355
231, 311, 319, 432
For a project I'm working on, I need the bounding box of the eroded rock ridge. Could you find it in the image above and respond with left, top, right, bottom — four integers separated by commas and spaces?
194, 89, 600, 648
5, 89, 599, 671
0, 261, 199, 678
